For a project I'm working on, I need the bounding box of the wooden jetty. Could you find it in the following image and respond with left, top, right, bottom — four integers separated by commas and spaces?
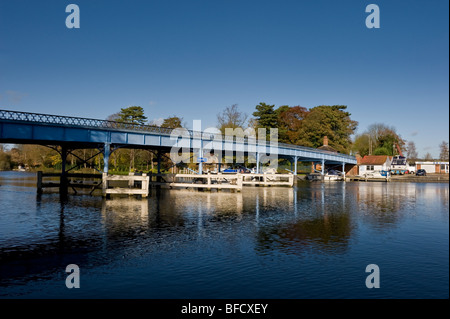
146, 172, 294, 191
37, 171, 295, 198
346, 174, 390, 182
37, 171, 103, 194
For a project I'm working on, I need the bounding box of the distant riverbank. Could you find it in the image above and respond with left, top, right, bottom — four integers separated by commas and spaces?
390, 173, 449, 183
2, 170, 448, 184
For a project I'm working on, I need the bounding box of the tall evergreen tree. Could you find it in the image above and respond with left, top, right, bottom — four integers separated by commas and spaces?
117, 106, 147, 125
252, 102, 279, 139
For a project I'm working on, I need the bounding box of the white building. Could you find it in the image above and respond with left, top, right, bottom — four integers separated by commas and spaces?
358, 155, 392, 175
415, 162, 449, 174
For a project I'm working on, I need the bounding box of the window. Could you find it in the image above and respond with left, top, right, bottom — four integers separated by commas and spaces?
366, 165, 374, 170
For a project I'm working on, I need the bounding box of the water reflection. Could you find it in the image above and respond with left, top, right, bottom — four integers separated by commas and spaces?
255, 182, 353, 256
0, 172, 448, 298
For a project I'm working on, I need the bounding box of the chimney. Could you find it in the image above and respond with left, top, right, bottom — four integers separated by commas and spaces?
323, 136, 328, 146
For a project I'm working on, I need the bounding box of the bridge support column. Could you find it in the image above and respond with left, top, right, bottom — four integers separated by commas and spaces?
342, 162, 346, 181
59, 146, 68, 196
156, 150, 162, 189
294, 156, 298, 176
157, 151, 161, 174
198, 140, 203, 174
256, 152, 260, 174
103, 143, 110, 174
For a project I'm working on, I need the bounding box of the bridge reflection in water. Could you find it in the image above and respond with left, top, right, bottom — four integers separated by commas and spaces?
0, 171, 448, 298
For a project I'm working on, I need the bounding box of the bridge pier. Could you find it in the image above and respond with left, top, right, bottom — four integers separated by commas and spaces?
294, 156, 298, 176
59, 146, 68, 196
198, 140, 204, 174
103, 143, 110, 174
256, 152, 260, 174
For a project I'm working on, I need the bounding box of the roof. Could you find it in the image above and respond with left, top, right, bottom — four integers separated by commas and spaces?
360, 155, 392, 165
317, 145, 338, 153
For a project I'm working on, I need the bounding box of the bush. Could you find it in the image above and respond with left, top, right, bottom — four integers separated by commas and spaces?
0, 152, 11, 170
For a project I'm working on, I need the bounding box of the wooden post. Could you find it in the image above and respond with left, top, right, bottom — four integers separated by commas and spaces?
142, 173, 149, 198
128, 172, 134, 189
237, 174, 243, 192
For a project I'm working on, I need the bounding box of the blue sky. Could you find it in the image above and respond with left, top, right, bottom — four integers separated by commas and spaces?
0, 0, 448, 157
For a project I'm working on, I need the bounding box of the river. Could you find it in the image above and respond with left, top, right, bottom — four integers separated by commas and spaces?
0, 171, 448, 299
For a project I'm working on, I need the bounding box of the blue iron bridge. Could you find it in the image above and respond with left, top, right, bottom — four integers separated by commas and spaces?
0, 109, 356, 175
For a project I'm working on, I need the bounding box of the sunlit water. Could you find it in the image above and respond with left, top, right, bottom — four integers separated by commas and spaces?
0, 171, 448, 299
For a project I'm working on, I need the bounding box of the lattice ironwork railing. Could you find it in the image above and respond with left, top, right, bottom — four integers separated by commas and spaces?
0, 109, 356, 161
0, 109, 174, 134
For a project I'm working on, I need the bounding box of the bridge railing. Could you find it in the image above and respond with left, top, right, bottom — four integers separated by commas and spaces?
0, 109, 355, 161
0, 109, 173, 135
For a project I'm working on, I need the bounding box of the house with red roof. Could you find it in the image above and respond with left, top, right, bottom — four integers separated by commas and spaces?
358, 155, 393, 175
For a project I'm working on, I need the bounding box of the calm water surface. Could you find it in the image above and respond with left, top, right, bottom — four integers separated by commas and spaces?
0, 171, 448, 299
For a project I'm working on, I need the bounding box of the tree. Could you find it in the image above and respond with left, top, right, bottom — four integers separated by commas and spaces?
106, 112, 121, 122
353, 123, 405, 157
367, 123, 405, 156
424, 152, 433, 161
161, 116, 184, 129
373, 147, 390, 155
406, 141, 418, 161
252, 102, 278, 139
297, 105, 358, 153
117, 106, 147, 125
276, 105, 309, 144
0, 149, 11, 170
108, 106, 148, 171
352, 134, 372, 156
217, 104, 248, 133
439, 141, 449, 161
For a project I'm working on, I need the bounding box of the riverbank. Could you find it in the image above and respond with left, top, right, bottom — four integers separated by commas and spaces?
297, 173, 449, 183
390, 173, 449, 183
